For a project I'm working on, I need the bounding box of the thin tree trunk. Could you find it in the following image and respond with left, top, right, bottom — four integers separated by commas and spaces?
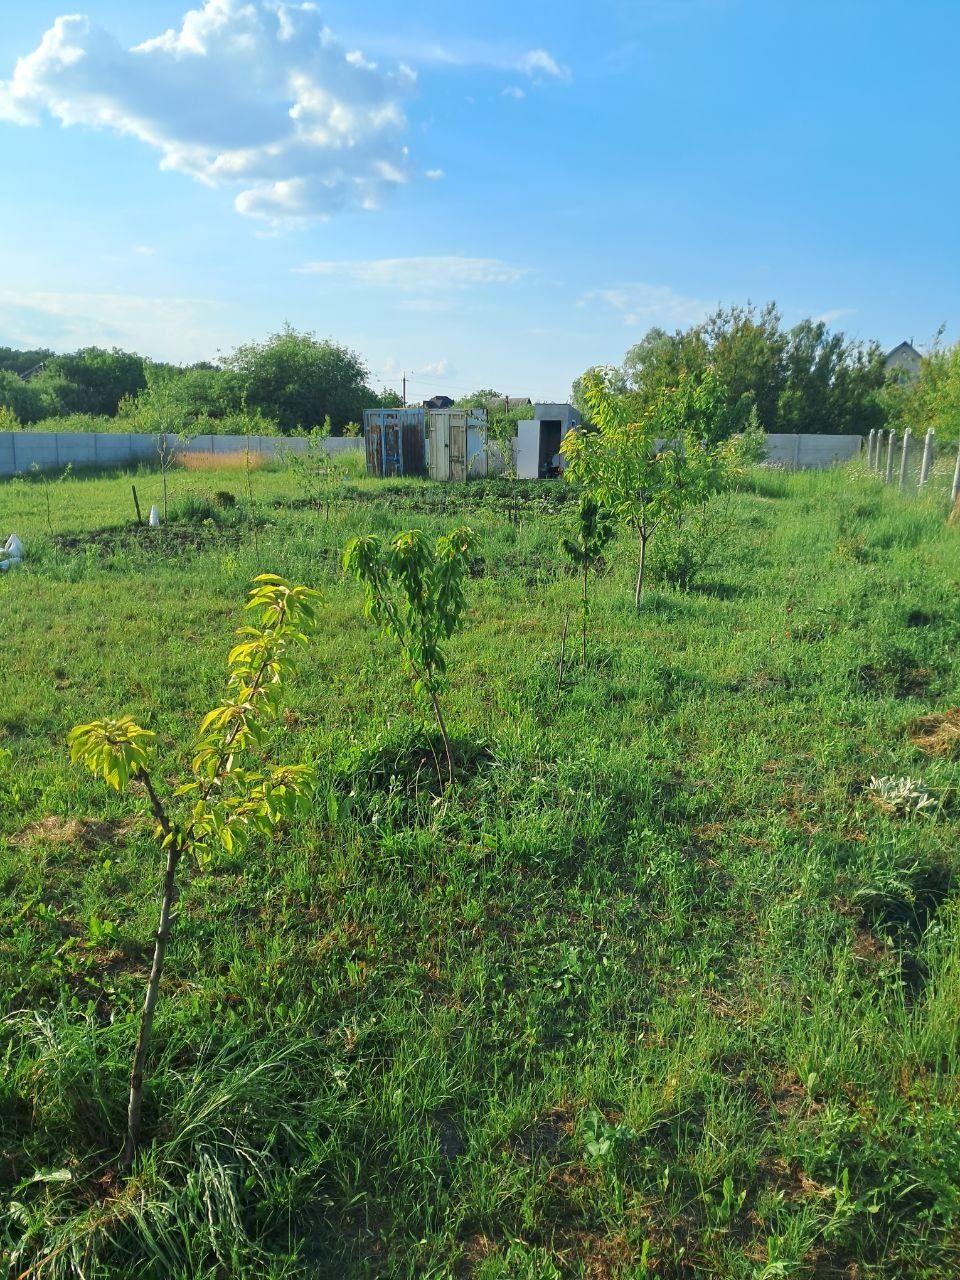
123, 774, 178, 1170
427, 684, 455, 788
634, 531, 648, 610
581, 560, 588, 672
557, 614, 569, 696
123, 833, 180, 1169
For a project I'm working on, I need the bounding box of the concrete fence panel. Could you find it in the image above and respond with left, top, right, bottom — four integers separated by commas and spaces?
61, 435, 98, 469
763, 434, 863, 468
7, 428, 870, 479
0, 435, 16, 474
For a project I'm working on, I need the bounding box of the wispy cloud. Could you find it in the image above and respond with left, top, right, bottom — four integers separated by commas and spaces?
397, 298, 455, 313
516, 49, 568, 80
379, 354, 451, 380
295, 256, 529, 290
813, 307, 856, 327
578, 282, 712, 329
344, 33, 571, 83
0, 287, 233, 361
0, 2, 415, 223
502, 86, 525, 100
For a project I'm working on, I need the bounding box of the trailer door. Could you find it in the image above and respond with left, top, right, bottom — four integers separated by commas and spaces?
449, 412, 468, 481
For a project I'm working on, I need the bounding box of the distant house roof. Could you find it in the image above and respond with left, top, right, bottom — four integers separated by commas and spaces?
884, 341, 922, 382
501, 396, 532, 410
884, 340, 921, 365
422, 394, 454, 410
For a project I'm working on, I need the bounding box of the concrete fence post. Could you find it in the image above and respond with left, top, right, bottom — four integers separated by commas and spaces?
951, 436, 960, 508
867, 429, 875, 468
884, 429, 896, 483
898, 428, 912, 490
918, 428, 935, 488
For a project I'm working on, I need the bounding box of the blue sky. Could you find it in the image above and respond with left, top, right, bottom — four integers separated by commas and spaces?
0, 0, 956, 402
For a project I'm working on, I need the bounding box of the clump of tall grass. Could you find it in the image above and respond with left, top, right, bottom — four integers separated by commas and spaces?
5, 1012, 328, 1279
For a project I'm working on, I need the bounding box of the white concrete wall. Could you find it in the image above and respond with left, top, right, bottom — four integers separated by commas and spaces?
0, 429, 860, 479
762, 434, 863, 467
0, 431, 363, 477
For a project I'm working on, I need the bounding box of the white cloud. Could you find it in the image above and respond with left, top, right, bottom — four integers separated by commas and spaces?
502, 86, 525, 100
516, 48, 569, 80
295, 255, 528, 289
0, 2, 415, 222
814, 308, 855, 326
425, 167, 444, 179
378, 354, 450, 379
350, 34, 570, 83
0, 287, 235, 362
578, 282, 712, 330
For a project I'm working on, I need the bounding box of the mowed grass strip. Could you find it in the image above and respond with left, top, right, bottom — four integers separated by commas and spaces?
0, 461, 958, 1278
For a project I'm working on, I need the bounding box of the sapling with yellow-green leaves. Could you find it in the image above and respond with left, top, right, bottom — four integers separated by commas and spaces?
343, 526, 475, 788
562, 368, 749, 608
559, 494, 614, 672
68, 575, 319, 1170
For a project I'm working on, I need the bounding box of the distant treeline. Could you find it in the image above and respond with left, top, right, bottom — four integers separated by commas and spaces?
0, 325, 401, 436
572, 303, 960, 442
3, 306, 957, 443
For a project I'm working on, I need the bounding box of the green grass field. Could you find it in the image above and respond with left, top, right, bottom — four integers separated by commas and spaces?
1, 456, 958, 1278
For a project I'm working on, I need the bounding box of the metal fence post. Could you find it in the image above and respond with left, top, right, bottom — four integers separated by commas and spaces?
885, 429, 896, 483
898, 428, 912, 490
918, 428, 935, 488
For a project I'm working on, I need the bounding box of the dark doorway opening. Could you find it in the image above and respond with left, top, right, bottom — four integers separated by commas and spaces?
538, 420, 562, 474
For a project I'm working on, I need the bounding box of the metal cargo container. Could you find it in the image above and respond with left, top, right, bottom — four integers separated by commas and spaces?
363, 408, 427, 477
428, 408, 489, 481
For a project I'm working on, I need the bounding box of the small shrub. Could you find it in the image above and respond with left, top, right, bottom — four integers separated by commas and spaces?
649, 494, 738, 590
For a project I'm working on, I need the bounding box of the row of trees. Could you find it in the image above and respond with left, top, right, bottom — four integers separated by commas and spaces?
572, 303, 894, 438
5, 304, 957, 443
0, 327, 399, 434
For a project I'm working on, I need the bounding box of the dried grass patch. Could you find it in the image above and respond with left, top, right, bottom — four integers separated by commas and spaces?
910, 709, 960, 759
178, 450, 268, 471
12, 815, 136, 850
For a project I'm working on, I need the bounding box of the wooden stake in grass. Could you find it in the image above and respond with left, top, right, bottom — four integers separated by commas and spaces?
68, 576, 320, 1169
344, 527, 475, 788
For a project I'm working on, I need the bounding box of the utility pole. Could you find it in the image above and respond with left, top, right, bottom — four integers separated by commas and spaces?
402, 372, 406, 408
